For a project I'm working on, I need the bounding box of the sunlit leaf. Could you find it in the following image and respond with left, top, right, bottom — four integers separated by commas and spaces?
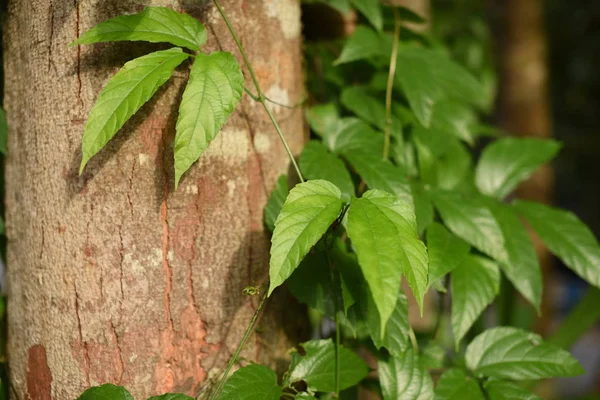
379, 349, 434, 400
484, 380, 542, 400
80, 48, 189, 172
300, 141, 355, 200
269, 180, 344, 295
78, 384, 133, 400
174, 51, 244, 186
217, 364, 282, 400
426, 222, 470, 288
72, 6, 207, 51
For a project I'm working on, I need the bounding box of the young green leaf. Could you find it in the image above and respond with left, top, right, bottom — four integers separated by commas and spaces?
475, 138, 561, 199
174, 51, 244, 186
300, 141, 355, 200
326, 118, 383, 156
217, 364, 282, 400
71, 6, 207, 51
484, 380, 542, 400
465, 327, 584, 380
78, 384, 133, 400
269, 180, 344, 295
435, 369, 485, 400
344, 149, 412, 204
350, 0, 383, 31
452, 255, 500, 347
335, 26, 387, 64
426, 222, 470, 288
489, 202, 542, 311
148, 395, 194, 400
288, 339, 369, 392
264, 175, 289, 232
80, 48, 189, 173
347, 190, 427, 331
432, 190, 509, 263
379, 349, 434, 400
363, 190, 428, 312
514, 200, 600, 288
0, 107, 7, 154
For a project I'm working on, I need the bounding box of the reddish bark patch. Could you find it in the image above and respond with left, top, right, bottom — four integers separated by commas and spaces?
26, 344, 52, 400
139, 114, 168, 158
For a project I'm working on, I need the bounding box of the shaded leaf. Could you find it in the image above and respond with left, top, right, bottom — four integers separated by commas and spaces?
465, 327, 584, 380
475, 138, 561, 199
300, 141, 355, 200
350, 0, 383, 31
335, 26, 387, 64
269, 180, 344, 295
326, 118, 384, 156
452, 255, 500, 347
435, 369, 485, 400
488, 202, 542, 311
368, 292, 411, 356
78, 384, 133, 400
427, 100, 478, 145
264, 175, 289, 232
288, 339, 369, 392
514, 200, 600, 288
217, 364, 282, 400
379, 349, 434, 400
411, 182, 434, 236
484, 380, 542, 400
174, 51, 244, 186
341, 87, 386, 129
307, 103, 340, 138
72, 6, 207, 51
148, 395, 194, 400
426, 222, 470, 288
432, 190, 508, 263
80, 48, 189, 172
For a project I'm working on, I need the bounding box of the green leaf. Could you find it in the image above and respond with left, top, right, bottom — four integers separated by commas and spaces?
363, 190, 428, 313
80, 48, 189, 172
72, 6, 207, 51
264, 175, 289, 232
475, 138, 561, 199
217, 364, 282, 400
428, 100, 478, 145
148, 395, 194, 400
0, 107, 7, 154
426, 222, 470, 288
341, 87, 386, 130
452, 255, 500, 347
484, 380, 542, 400
397, 6, 427, 24
288, 339, 369, 392
307, 103, 340, 138
295, 394, 318, 400
369, 292, 411, 356
432, 190, 508, 263
344, 149, 412, 204
411, 183, 434, 236
174, 51, 244, 186
379, 349, 434, 400
326, 118, 384, 156
300, 141, 355, 200
269, 180, 344, 295
335, 26, 387, 64
514, 200, 600, 288
287, 249, 338, 317
465, 327, 584, 380
78, 384, 133, 400
435, 369, 485, 400
488, 202, 542, 311
347, 190, 427, 332
350, 0, 383, 31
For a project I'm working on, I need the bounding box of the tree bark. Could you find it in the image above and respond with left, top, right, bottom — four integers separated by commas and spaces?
3, 0, 306, 398
492, 0, 554, 334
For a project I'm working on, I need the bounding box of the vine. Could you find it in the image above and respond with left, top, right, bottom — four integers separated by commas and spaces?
67, 1, 600, 400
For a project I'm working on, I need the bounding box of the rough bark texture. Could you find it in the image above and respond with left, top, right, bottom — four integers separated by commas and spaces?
493, 0, 554, 333
3, 0, 306, 398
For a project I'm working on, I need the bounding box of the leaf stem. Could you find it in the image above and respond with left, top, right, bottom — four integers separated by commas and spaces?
207, 290, 268, 400
213, 0, 304, 183
383, 8, 401, 160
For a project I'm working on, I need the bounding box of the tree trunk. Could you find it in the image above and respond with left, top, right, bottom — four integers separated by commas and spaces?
3, 1, 306, 398
492, 0, 554, 334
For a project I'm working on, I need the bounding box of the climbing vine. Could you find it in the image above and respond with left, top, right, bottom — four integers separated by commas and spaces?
69, 1, 600, 399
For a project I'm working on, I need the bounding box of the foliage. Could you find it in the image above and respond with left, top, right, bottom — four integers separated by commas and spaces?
70, 1, 600, 399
